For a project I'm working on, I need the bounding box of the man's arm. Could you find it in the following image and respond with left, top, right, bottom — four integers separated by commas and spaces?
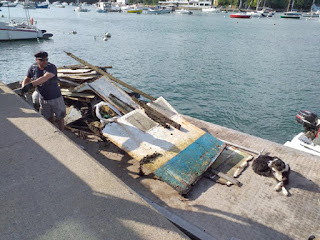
31, 72, 55, 87
22, 77, 32, 87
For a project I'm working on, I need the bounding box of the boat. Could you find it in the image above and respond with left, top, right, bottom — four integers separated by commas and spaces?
55, 3, 65, 8
202, 7, 220, 13
0, 0, 18, 7
96, 2, 121, 12
0, 20, 53, 40
0, 0, 53, 41
302, 12, 320, 17
284, 110, 320, 157
302, 0, 320, 17
246, 10, 265, 17
23, 3, 36, 9
230, 13, 251, 18
74, 6, 89, 12
281, 11, 301, 18
281, 0, 301, 18
35, 0, 49, 8
124, 8, 142, 13
175, 9, 193, 14
146, 6, 172, 14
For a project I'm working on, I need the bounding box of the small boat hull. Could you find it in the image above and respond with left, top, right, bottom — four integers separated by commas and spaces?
230, 14, 251, 18
280, 15, 300, 18
281, 11, 301, 19
126, 9, 142, 13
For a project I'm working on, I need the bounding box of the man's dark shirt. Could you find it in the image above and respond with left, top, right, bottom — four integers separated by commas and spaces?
27, 63, 61, 100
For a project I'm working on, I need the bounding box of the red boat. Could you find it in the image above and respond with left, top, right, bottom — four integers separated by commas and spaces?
230, 13, 251, 18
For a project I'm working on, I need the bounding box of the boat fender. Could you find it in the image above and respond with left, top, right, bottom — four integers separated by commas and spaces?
30, 17, 33, 25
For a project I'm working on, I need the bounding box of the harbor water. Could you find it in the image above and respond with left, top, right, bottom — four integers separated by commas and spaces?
1, 5, 320, 144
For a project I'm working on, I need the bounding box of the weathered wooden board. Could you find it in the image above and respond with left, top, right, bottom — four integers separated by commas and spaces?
154, 132, 225, 194
70, 77, 139, 113
210, 146, 253, 185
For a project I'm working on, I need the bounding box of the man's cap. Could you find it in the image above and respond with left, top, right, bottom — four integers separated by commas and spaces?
34, 51, 48, 59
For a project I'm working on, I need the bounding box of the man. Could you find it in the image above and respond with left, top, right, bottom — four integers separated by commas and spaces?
21, 51, 66, 131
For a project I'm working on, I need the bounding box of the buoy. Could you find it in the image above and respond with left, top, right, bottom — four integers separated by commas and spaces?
30, 17, 34, 25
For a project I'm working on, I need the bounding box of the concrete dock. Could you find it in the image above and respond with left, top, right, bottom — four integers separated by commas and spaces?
0, 81, 189, 240
1, 80, 320, 240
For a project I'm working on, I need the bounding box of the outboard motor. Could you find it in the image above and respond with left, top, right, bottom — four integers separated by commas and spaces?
296, 110, 320, 140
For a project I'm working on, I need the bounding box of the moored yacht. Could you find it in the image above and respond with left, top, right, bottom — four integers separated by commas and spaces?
0, 20, 52, 40
175, 9, 192, 14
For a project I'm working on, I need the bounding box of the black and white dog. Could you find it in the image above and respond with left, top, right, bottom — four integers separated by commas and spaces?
252, 155, 291, 196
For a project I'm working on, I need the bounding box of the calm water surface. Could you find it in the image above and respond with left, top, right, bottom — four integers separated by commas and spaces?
1, 6, 320, 144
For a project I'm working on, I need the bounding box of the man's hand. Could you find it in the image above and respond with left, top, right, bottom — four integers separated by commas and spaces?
14, 82, 34, 95
20, 83, 34, 94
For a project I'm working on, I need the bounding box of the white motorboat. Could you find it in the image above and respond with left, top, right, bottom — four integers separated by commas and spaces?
246, 10, 264, 17
202, 7, 220, 13
175, 9, 192, 14
96, 2, 121, 12
284, 110, 320, 157
0, 20, 52, 40
74, 6, 89, 12
0, 0, 18, 7
146, 6, 172, 14
302, 12, 320, 17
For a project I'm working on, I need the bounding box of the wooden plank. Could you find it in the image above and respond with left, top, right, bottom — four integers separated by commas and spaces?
61, 90, 96, 99
132, 97, 181, 130
58, 64, 112, 70
64, 51, 156, 101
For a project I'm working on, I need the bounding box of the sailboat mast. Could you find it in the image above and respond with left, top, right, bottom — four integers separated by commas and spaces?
286, 0, 290, 12
291, 0, 295, 11
256, 0, 261, 11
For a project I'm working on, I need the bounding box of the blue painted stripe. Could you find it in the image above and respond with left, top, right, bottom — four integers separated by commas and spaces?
154, 133, 225, 194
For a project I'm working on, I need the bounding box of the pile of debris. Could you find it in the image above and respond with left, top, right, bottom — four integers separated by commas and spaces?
10, 52, 255, 195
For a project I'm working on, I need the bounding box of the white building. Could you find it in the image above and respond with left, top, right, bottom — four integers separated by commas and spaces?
158, 0, 212, 7
96, 0, 127, 6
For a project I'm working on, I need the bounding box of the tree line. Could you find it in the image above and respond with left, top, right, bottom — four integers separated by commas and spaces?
218, 0, 316, 10
126, 0, 317, 10
58, 0, 318, 10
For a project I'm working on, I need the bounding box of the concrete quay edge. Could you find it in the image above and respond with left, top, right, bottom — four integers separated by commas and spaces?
0, 81, 189, 240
